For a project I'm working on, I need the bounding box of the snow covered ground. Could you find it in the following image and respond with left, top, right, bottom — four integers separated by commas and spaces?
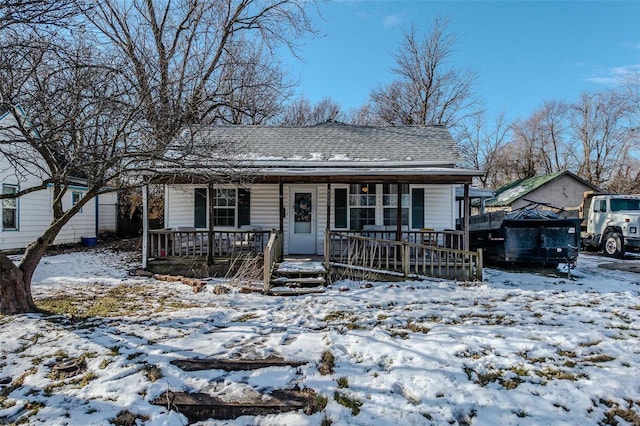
1, 246, 640, 425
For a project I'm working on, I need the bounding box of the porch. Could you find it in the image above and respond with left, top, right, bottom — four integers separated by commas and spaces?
144, 227, 483, 288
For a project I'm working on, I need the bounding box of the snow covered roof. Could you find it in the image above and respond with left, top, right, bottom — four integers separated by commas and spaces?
186, 121, 461, 165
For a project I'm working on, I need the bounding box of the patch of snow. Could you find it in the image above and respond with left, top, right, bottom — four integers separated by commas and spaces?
1, 248, 639, 425
494, 185, 530, 204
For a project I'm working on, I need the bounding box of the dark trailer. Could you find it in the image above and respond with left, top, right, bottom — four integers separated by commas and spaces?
469, 206, 581, 267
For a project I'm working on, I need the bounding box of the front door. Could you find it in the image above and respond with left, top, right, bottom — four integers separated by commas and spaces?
289, 188, 316, 254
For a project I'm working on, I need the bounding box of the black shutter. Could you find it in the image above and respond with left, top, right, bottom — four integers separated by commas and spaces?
194, 188, 207, 228
335, 188, 348, 228
411, 188, 424, 229
238, 188, 250, 226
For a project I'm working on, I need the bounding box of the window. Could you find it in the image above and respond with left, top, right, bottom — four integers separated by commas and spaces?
383, 184, 409, 226
2, 184, 18, 231
349, 184, 376, 230
214, 188, 236, 227
194, 187, 250, 228
610, 198, 640, 212
72, 191, 83, 213
335, 184, 427, 231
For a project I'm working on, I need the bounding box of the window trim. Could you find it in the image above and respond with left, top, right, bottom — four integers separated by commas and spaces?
2, 183, 19, 231
334, 184, 426, 231
382, 184, 409, 227
71, 191, 84, 213
194, 187, 251, 229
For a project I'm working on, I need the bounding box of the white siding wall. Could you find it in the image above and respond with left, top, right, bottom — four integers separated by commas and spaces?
163, 182, 457, 256
165, 185, 197, 228
422, 184, 456, 230
249, 184, 280, 231
53, 187, 95, 244
1, 147, 96, 250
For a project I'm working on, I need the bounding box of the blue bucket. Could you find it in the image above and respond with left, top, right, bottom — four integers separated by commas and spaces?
81, 237, 97, 247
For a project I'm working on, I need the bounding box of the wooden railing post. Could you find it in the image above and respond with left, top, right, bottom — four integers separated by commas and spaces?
403, 242, 410, 277
476, 249, 483, 281
324, 230, 330, 272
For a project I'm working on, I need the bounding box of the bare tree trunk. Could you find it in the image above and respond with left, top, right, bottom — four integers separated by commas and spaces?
0, 199, 84, 314
0, 253, 36, 314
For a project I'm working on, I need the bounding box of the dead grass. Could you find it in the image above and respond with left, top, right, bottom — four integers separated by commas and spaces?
318, 350, 335, 375
111, 410, 149, 426
535, 367, 587, 382
334, 391, 362, 416
141, 365, 162, 382
37, 283, 198, 319
600, 399, 640, 425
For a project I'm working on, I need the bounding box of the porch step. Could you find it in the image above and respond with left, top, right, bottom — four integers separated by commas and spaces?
276, 261, 327, 276
271, 276, 326, 286
269, 260, 328, 293
269, 287, 326, 296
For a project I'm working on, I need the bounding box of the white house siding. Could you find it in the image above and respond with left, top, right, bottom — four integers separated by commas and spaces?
423, 184, 456, 230
0, 182, 95, 251
165, 184, 282, 230
52, 186, 95, 245
165, 185, 197, 229
163, 183, 456, 256
248, 184, 280, 231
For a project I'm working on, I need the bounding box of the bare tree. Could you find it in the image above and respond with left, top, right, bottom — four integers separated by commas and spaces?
456, 111, 511, 188
571, 91, 631, 187
215, 40, 296, 125
508, 101, 572, 178
369, 17, 479, 127
0, 33, 141, 314
0, 0, 318, 314
86, 0, 317, 144
279, 96, 343, 125
0, 0, 78, 30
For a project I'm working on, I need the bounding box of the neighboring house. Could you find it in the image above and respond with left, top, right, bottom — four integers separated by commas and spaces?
0, 105, 117, 251
484, 170, 600, 213
142, 121, 483, 264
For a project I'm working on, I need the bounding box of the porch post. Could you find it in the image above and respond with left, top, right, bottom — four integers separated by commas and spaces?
463, 183, 470, 251
279, 179, 284, 233
396, 183, 402, 241
326, 182, 331, 231
207, 182, 214, 264
141, 184, 148, 269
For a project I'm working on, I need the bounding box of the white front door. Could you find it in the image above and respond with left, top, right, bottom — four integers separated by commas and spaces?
289, 188, 317, 254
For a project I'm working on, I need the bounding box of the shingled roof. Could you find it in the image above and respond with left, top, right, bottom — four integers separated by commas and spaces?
487, 170, 599, 207
190, 121, 460, 165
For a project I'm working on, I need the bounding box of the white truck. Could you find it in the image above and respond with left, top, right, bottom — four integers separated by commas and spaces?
579, 192, 640, 258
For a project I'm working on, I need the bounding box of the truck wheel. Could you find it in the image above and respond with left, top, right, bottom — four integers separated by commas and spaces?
603, 232, 625, 258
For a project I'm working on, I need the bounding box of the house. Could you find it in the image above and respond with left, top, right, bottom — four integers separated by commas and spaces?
484, 170, 600, 213
0, 105, 117, 252
141, 121, 484, 280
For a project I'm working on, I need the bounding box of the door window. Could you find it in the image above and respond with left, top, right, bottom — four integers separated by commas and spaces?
294, 192, 312, 233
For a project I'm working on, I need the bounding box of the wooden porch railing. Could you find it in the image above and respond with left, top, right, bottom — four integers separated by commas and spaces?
147, 229, 271, 259
263, 230, 283, 293
326, 230, 482, 281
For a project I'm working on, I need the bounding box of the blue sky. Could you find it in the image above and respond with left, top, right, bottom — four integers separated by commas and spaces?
282, 0, 640, 122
